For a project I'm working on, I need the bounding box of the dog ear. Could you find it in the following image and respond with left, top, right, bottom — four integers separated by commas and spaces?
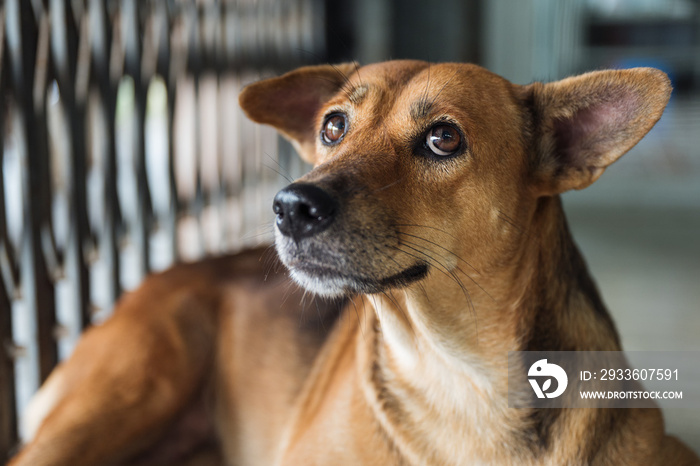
525, 68, 672, 195
238, 63, 357, 163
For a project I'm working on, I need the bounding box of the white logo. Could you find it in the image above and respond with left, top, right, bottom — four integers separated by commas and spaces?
528, 359, 568, 399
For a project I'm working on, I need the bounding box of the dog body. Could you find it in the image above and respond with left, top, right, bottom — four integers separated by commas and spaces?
10, 61, 699, 465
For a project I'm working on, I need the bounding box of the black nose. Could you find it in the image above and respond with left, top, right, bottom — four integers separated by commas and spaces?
272, 183, 337, 241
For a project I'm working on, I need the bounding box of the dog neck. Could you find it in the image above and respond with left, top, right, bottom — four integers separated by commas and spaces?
360, 195, 621, 463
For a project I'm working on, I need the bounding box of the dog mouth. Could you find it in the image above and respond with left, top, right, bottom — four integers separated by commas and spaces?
288, 260, 429, 297
377, 263, 430, 288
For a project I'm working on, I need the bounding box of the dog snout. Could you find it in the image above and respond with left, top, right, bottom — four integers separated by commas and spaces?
273, 183, 337, 241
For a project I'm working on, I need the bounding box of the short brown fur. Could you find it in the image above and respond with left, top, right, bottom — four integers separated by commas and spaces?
10, 61, 698, 465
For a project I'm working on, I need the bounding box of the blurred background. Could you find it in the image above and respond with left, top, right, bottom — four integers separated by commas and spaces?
0, 0, 698, 460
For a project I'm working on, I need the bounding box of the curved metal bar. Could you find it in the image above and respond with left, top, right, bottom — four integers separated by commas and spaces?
6, 0, 58, 394
122, 0, 154, 278
88, 0, 122, 308
35, 8, 66, 286
0, 22, 22, 299
49, 0, 91, 330
0, 6, 19, 460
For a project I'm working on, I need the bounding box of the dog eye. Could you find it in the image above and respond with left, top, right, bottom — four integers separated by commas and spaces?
321, 114, 347, 145
426, 125, 461, 156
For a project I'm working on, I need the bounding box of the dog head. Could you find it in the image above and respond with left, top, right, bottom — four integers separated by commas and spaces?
239, 61, 671, 298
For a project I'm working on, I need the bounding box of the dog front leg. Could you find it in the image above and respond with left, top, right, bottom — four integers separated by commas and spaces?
8, 282, 219, 466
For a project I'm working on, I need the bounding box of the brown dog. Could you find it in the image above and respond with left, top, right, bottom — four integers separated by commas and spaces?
9, 61, 699, 465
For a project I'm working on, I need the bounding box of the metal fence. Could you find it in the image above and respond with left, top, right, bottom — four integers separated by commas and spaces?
0, 0, 323, 459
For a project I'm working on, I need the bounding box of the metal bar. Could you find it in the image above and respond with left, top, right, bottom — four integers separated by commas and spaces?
160, 1, 180, 263
89, 0, 121, 308
0, 7, 19, 460
72, 10, 92, 329
0, 285, 16, 462
185, 2, 205, 256
6, 0, 58, 385
0, 7, 21, 305
0, 277, 16, 462
122, 0, 152, 277
50, 0, 92, 330
35, 5, 62, 287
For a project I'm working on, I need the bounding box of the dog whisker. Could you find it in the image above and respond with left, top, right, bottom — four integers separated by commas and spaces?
428, 69, 460, 110
379, 290, 401, 313
351, 60, 363, 88
391, 222, 461, 242
395, 241, 470, 300
398, 231, 480, 275
280, 279, 298, 309
299, 288, 312, 328
361, 296, 369, 335
384, 243, 452, 287
372, 177, 404, 194
260, 245, 275, 270
412, 63, 433, 123
314, 299, 327, 333
423, 62, 431, 109
298, 292, 307, 327
331, 64, 351, 85
246, 234, 276, 248
446, 268, 479, 345
295, 52, 357, 99
313, 76, 354, 102
496, 210, 525, 233
413, 278, 430, 304
385, 242, 479, 340
264, 152, 296, 182
260, 245, 279, 280
369, 245, 413, 325
242, 225, 275, 242
350, 296, 366, 338
323, 25, 361, 87
379, 290, 411, 329
398, 236, 494, 302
